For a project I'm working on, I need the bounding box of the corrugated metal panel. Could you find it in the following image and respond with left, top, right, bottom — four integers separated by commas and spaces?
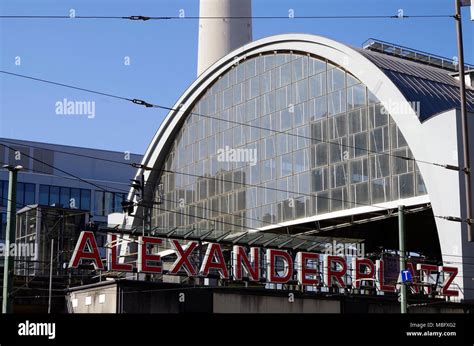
356, 48, 474, 121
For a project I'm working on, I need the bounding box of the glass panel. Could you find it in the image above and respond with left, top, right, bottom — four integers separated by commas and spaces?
95, 191, 104, 216
330, 163, 348, 188
60, 187, 70, 208
347, 83, 366, 110
16, 183, 24, 206
81, 190, 91, 211
350, 158, 369, 183
280, 153, 292, 177
327, 67, 345, 91
372, 178, 391, 203
312, 167, 328, 192
39, 185, 49, 205
328, 90, 346, 116
49, 186, 60, 206
24, 183, 35, 205
308, 58, 326, 75
309, 95, 327, 120
309, 72, 326, 98
70, 188, 81, 209
293, 79, 308, 103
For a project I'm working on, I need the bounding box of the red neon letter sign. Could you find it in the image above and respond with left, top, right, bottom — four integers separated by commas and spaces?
200, 243, 229, 279
138, 236, 162, 273
266, 249, 293, 284
352, 258, 375, 289
69, 231, 104, 270
169, 240, 198, 276
296, 252, 319, 285
417, 264, 438, 294
108, 234, 133, 272
440, 266, 459, 297
324, 256, 347, 288
376, 260, 396, 293
232, 246, 260, 281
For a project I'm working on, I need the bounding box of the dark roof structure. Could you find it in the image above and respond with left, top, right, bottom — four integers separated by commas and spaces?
357, 42, 474, 121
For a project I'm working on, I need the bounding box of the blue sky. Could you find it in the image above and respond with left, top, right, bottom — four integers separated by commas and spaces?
0, 0, 472, 154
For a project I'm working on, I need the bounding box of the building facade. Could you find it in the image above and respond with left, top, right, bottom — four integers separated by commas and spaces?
126, 34, 474, 300
0, 138, 142, 240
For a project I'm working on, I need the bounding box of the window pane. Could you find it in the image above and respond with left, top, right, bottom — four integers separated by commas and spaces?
81, 190, 91, 211
70, 188, 81, 209
309, 72, 326, 98
372, 178, 391, 203
347, 83, 366, 110
350, 159, 369, 183
39, 185, 49, 205
330, 163, 348, 188
280, 153, 293, 177
370, 126, 389, 153
95, 191, 104, 216
312, 143, 328, 167
17, 183, 24, 206
328, 90, 346, 116
348, 108, 367, 134
280, 63, 291, 87
312, 167, 328, 192
24, 183, 35, 205
328, 67, 345, 91
293, 79, 308, 103
329, 114, 347, 139
60, 187, 70, 208
309, 95, 327, 121
104, 192, 113, 214
370, 155, 390, 179
309, 59, 326, 75
49, 186, 60, 206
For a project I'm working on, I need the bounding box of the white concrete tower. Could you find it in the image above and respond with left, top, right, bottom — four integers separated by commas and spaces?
197, 0, 252, 76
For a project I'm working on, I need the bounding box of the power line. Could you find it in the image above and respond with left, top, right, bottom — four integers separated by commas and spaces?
0, 14, 455, 20
0, 70, 456, 171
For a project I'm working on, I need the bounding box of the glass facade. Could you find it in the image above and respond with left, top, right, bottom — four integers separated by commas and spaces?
39, 184, 91, 210
0, 180, 35, 207
151, 52, 427, 232
94, 191, 126, 216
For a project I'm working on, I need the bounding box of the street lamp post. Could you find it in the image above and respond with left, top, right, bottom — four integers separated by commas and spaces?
2, 165, 23, 313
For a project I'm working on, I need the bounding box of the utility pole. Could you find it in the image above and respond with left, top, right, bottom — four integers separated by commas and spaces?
455, 0, 473, 242
398, 205, 407, 314
48, 238, 54, 314
2, 164, 22, 313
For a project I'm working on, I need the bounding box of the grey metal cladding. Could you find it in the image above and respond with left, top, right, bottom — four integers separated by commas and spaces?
357, 48, 474, 121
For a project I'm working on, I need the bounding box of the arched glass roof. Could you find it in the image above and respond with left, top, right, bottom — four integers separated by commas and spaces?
150, 52, 427, 232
